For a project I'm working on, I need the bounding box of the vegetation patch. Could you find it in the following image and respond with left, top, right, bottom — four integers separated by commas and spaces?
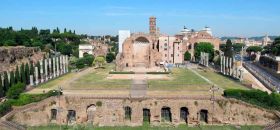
224, 89, 280, 111
146, 72, 170, 74
109, 71, 135, 74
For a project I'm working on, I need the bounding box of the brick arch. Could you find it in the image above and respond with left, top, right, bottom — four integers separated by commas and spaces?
132, 33, 153, 44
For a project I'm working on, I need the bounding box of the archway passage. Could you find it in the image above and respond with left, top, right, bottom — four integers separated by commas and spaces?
67, 110, 76, 124
143, 108, 151, 123
161, 107, 172, 122
87, 104, 96, 123
124, 106, 132, 121
50, 109, 57, 120
180, 107, 189, 123
199, 109, 208, 123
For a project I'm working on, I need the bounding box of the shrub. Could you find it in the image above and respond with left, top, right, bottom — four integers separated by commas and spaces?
75, 58, 85, 69
109, 71, 135, 74
6, 82, 25, 99
146, 72, 170, 74
184, 51, 191, 61
0, 101, 12, 117
224, 89, 280, 110
96, 101, 102, 107
106, 52, 115, 63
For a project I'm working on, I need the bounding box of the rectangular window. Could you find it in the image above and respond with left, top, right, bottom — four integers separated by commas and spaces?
165, 54, 167, 57
171, 54, 173, 57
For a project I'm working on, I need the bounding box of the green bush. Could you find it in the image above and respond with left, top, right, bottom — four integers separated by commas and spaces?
146, 72, 170, 74
76, 58, 85, 69
109, 71, 135, 74
9, 90, 60, 106
6, 82, 25, 99
106, 52, 115, 63
0, 101, 12, 117
224, 89, 280, 110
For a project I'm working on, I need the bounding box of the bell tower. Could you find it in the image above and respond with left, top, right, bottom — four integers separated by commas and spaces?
149, 16, 156, 35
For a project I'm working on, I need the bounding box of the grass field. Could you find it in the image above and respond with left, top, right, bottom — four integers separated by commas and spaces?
33, 64, 248, 92
37, 72, 76, 89
28, 124, 264, 130
68, 64, 131, 89
195, 68, 248, 90
148, 68, 210, 91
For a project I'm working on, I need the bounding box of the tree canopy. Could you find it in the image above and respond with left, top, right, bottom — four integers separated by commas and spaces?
246, 46, 263, 53
194, 42, 214, 61
184, 51, 191, 61
224, 39, 234, 57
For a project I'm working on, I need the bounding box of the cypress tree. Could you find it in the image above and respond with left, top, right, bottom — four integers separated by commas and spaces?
20, 63, 26, 84
15, 66, 20, 84
0, 75, 4, 97
3, 71, 9, 93
10, 71, 15, 86
25, 63, 30, 84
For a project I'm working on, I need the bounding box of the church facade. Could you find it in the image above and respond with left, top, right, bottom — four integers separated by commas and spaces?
116, 17, 220, 71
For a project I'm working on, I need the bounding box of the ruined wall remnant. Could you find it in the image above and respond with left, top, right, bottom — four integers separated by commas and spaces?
0, 46, 44, 73
9, 96, 278, 127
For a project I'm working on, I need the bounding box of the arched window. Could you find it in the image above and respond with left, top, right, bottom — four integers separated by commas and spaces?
50, 109, 57, 120
180, 107, 189, 123
124, 106, 132, 120
87, 104, 96, 123
161, 107, 172, 122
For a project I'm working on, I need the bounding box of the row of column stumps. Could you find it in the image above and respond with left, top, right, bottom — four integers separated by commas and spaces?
200, 52, 209, 67
30, 55, 69, 86
220, 55, 243, 81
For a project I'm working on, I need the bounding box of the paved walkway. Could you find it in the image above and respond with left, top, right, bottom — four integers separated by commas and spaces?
130, 74, 147, 98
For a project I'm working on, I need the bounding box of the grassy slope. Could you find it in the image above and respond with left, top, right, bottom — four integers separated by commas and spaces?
195, 69, 248, 90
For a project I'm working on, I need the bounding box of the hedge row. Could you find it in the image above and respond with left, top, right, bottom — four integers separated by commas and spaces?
109, 71, 135, 74
146, 72, 171, 74
224, 89, 280, 111
0, 90, 60, 117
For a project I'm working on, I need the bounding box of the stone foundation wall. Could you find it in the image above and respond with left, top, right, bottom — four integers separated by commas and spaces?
0, 46, 44, 73
10, 96, 278, 127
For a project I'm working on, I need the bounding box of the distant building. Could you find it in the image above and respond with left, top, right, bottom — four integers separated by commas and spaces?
118, 30, 131, 53
262, 34, 273, 46
116, 16, 221, 71
79, 44, 94, 58
79, 39, 109, 58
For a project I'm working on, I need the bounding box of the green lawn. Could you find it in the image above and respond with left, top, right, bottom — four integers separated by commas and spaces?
69, 64, 131, 89
36, 72, 75, 89
148, 68, 210, 90
195, 69, 248, 90
28, 124, 264, 130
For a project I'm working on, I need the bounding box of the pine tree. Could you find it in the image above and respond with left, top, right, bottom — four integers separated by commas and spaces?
10, 71, 15, 86
64, 28, 67, 33
3, 71, 9, 93
25, 63, 30, 84
15, 66, 20, 84
20, 63, 26, 84
0, 75, 4, 97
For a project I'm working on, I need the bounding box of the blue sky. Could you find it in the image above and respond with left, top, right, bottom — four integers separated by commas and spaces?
0, 0, 279, 37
